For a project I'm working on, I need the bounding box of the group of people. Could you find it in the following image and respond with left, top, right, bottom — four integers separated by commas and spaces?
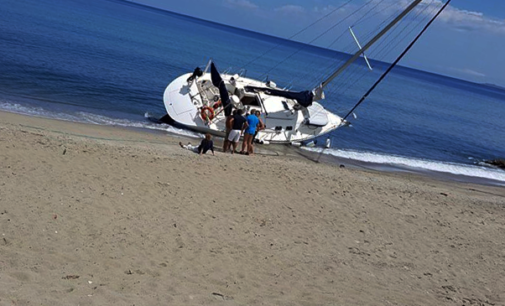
223, 109, 264, 156
179, 108, 264, 156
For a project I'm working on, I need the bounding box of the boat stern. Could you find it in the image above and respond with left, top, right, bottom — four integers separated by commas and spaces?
163, 73, 201, 127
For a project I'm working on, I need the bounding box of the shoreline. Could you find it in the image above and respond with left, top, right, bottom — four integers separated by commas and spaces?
2, 109, 504, 187
315, 151, 505, 188
1, 110, 505, 305
298, 146, 505, 188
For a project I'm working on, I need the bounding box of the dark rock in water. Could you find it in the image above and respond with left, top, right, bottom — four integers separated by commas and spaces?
149, 114, 174, 125
158, 114, 174, 124
484, 159, 505, 170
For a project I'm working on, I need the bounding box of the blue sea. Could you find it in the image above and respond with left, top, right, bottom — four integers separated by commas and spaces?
1, 0, 505, 185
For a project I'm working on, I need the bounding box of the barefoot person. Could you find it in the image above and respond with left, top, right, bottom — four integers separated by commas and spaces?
253, 110, 265, 143
222, 111, 234, 153
179, 133, 215, 155
240, 110, 259, 155
227, 109, 247, 154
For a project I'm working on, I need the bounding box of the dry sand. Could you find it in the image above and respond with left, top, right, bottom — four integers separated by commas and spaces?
1, 111, 504, 306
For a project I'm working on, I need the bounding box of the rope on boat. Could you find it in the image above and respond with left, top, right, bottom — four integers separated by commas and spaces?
324, 0, 438, 101
314, 0, 452, 164
241, 0, 358, 70
342, 0, 452, 121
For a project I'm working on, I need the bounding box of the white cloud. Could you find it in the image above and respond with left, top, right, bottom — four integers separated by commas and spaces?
447, 67, 486, 78
222, 0, 505, 36
370, 0, 505, 35
434, 3, 505, 35
224, 0, 258, 10
312, 5, 349, 15
275, 5, 306, 15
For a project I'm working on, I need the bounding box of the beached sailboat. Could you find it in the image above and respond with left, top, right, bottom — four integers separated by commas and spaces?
161, 63, 342, 144
159, 0, 449, 145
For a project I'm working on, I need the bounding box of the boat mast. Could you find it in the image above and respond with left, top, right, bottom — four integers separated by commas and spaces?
342, 0, 452, 121
320, 0, 422, 88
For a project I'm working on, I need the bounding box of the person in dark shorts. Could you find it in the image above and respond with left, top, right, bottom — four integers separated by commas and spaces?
222, 110, 234, 153
227, 109, 248, 153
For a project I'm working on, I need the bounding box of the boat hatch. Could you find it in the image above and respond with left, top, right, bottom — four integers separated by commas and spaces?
240, 94, 261, 107
263, 97, 295, 114
307, 104, 329, 127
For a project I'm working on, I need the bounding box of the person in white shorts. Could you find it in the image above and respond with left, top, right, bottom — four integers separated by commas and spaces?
227, 109, 248, 154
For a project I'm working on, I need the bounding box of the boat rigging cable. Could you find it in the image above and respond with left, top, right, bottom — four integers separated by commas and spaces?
326, 1, 438, 100
303, 0, 404, 89
244, 0, 401, 89
342, 0, 452, 121
242, 0, 357, 69
264, 0, 405, 90
313, 0, 425, 109
320, 0, 422, 89
260, 0, 379, 79
314, 0, 451, 163
370, 1, 438, 62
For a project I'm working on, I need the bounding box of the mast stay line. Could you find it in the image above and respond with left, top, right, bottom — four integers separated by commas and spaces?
320, 0, 422, 88
342, 0, 452, 121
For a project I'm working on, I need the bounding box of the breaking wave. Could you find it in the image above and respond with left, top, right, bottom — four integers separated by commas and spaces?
303, 147, 505, 185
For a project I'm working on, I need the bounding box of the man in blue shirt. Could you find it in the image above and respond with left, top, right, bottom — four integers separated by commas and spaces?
240, 111, 260, 155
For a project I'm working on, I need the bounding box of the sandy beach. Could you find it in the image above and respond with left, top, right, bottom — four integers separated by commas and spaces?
0, 111, 504, 306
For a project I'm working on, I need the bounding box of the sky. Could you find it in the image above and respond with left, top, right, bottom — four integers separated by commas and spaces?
130, 0, 505, 87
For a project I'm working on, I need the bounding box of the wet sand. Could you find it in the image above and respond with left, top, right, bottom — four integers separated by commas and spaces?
1, 111, 504, 306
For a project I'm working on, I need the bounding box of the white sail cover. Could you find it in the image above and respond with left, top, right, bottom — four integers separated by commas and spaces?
312, 84, 325, 101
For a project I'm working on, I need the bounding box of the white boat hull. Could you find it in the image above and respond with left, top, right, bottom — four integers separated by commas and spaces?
163, 72, 343, 144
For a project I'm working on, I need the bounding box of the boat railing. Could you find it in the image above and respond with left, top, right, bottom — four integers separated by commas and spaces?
196, 81, 220, 107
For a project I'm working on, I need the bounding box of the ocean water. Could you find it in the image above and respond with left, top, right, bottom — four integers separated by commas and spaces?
1, 0, 504, 185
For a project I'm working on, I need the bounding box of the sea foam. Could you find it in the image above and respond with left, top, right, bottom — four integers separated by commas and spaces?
0, 101, 201, 138
303, 147, 505, 184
